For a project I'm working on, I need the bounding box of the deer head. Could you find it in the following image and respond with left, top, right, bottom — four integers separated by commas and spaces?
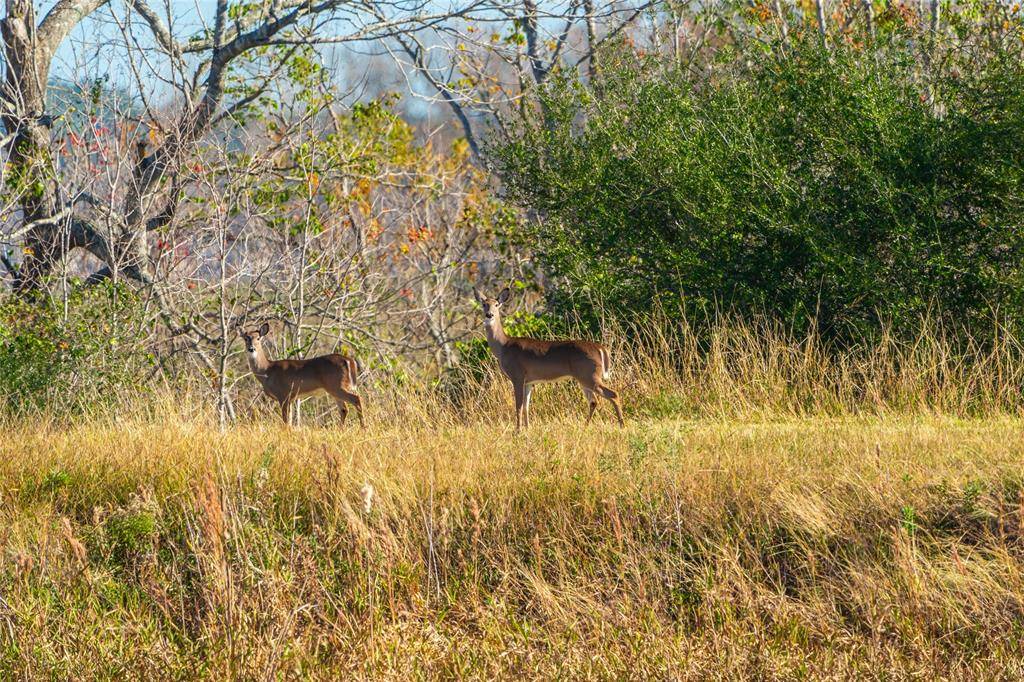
240, 321, 271, 356
474, 286, 511, 331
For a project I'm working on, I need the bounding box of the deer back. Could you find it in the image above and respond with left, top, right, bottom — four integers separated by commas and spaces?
499, 337, 606, 383
261, 354, 356, 399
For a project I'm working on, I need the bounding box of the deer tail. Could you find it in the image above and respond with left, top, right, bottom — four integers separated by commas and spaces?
347, 357, 360, 388
600, 346, 612, 381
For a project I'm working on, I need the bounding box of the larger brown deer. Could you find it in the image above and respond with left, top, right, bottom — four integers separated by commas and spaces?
241, 323, 364, 427
475, 287, 624, 430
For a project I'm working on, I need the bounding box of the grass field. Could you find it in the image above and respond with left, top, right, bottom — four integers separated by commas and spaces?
6, 323, 1024, 679
3, 407, 1024, 679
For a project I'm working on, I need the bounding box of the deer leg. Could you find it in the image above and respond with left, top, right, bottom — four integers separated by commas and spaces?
341, 390, 364, 428
513, 381, 525, 432
280, 398, 293, 426
331, 387, 364, 428
523, 383, 534, 430
583, 388, 598, 424
598, 384, 625, 426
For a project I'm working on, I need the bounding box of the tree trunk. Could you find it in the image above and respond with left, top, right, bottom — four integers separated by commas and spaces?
928, 0, 940, 36
814, 0, 828, 45
863, 0, 875, 40
3, 0, 61, 290
583, 0, 599, 80
2, 0, 111, 291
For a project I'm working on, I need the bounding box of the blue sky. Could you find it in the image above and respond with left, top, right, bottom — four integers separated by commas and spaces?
52, 0, 215, 79
43, 0, 591, 128
47, 0, 441, 121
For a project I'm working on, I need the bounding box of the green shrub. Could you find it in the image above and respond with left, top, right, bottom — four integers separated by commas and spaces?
40, 469, 71, 494
0, 283, 149, 414
105, 509, 158, 568
496, 29, 1024, 341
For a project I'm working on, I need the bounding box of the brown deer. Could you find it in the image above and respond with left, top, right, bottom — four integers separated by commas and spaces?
474, 287, 624, 430
240, 322, 364, 427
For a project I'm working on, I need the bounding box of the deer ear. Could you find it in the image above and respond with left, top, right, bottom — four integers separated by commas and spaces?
473, 287, 484, 304
497, 287, 511, 304
258, 322, 270, 337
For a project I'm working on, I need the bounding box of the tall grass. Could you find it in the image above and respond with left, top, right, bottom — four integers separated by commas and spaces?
23, 314, 1024, 426
3, 319, 1024, 678
616, 314, 1024, 418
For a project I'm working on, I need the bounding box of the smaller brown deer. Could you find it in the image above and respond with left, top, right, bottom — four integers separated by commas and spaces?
241, 322, 364, 427
475, 287, 624, 430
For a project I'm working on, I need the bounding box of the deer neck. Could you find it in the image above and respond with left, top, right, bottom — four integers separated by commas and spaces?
484, 315, 509, 356
248, 344, 272, 378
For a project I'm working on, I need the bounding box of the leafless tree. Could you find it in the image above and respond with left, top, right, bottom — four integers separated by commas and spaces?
380, 1, 653, 160
1, 0, 501, 293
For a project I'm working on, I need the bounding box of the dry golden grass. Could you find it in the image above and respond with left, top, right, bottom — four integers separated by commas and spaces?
5, 320, 1024, 679
3, 409, 1024, 679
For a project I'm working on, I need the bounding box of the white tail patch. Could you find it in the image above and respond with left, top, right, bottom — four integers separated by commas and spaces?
601, 347, 612, 381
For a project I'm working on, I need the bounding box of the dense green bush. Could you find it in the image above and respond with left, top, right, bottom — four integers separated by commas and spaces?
0, 284, 149, 414
496, 31, 1024, 340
